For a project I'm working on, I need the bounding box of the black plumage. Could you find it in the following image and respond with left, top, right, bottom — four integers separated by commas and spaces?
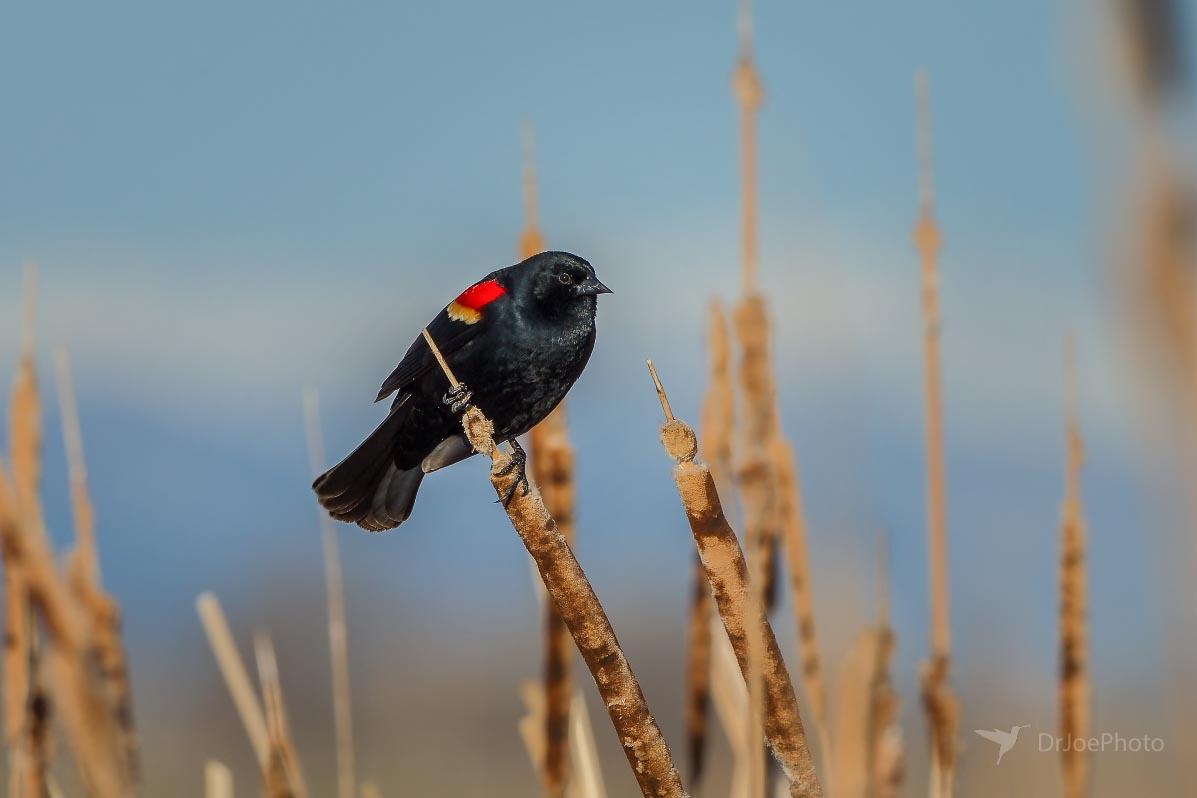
313, 251, 610, 531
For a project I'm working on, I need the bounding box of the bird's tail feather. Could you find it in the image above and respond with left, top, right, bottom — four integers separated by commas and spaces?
312, 400, 423, 532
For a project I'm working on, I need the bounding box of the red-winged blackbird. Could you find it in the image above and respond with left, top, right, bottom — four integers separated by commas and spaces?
313, 251, 611, 531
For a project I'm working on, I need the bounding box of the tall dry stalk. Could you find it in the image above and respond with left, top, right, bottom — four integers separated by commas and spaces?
519, 121, 575, 798
1058, 340, 1088, 798
196, 593, 270, 766
771, 438, 828, 764
0, 462, 130, 798
710, 614, 750, 798
913, 69, 958, 798
869, 537, 903, 798
687, 299, 736, 783
6, 264, 41, 798
55, 350, 138, 782
730, 0, 781, 616
421, 330, 686, 798
648, 361, 822, 798
302, 391, 356, 798
2, 271, 133, 797
255, 633, 309, 798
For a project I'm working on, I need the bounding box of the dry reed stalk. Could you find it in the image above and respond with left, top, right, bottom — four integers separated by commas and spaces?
54, 350, 139, 782
830, 631, 879, 798
3, 281, 131, 797
195, 592, 270, 766
421, 329, 686, 798
683, 555, 712, 784
831, 543, 902, 798
255, 633, 309, 798
205, 760, 234, 798
0, 461, 129, 798
1058, 340, 1088, 798
913, 70, 958, 798
521, 685, 610, 798
710, 615, 749, 798
519, 121, 574, 797
302, 391, 356, 798
869, 537, 903, 798
731, 294, 781, 615
745, 513, 768, 798
770, 438, 828, 760
647, 361, 822, 798
5, 265, 39, 798
533, 406, 575, 798
569, 693, 609, 798
687, 300, 736, 784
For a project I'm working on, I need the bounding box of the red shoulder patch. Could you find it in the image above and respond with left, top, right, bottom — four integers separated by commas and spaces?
453, 279, 506, 310
447, 279, 505, 324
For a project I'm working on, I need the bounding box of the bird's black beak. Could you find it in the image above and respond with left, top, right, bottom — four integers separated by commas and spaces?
577, 276, 613, 296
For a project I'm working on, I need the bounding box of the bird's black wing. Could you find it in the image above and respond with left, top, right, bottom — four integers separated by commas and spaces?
375, 304, 489, 403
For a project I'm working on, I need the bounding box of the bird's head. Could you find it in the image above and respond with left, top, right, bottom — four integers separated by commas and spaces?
517, 251, 611, 315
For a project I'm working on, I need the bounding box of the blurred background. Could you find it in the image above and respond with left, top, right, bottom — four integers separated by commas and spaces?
2, 0, 1196, 795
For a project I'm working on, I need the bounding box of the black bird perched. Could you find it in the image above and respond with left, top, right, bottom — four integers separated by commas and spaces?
313, 251, 611, 531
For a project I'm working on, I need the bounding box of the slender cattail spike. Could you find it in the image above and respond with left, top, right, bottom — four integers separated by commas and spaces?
649, 362, 822, 798
731, 1, 763, 295
302, 390, 356, 798
424, 333, 685, 798
912, 69, 959, 798
1059, 338, 1088, 798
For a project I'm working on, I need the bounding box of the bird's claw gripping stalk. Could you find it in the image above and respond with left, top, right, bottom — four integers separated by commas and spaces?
443, 384, 474, 415
496, 438, 531, 506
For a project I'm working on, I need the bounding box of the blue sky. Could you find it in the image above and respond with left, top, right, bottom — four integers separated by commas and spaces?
0, 1, 1186, 793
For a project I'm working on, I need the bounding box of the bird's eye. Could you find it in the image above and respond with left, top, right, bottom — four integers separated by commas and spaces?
557, 272, 573, 285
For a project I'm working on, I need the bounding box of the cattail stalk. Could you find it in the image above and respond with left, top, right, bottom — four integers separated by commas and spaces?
771, 437, 828, 763
913, 69, 958, 798
54, 350, 139, 782
255, 633, 308, 798
648, 361, 822, 798
302, 391, 356, 798
422, 330, 686, 798
195, 593, 270, 766
0, 463, 129, 797
3, 274, 132, 797
1059, 339, 1088, 798
687, 300, 736, 783
710, 615, 749, 798
869, 537, 903, 798
519, 122, 574, 797
5, 266, 38, 798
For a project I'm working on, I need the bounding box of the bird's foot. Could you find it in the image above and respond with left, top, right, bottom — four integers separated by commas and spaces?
495, 439, 531, 506
442, 383, 473, 415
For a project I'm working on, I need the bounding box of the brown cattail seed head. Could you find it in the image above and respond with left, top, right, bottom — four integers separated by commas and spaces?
462, 408, 497, 457
660, 420, 698, 463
